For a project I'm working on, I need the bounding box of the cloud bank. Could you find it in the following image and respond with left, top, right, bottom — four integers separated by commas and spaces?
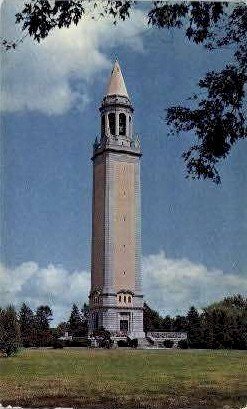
1, 252, 246, 324
1, 1, 146, 115
143, 251, 247, 316
0, 261, 90, 324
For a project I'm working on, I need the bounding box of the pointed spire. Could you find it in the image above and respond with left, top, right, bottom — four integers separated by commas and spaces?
106, 60, 129, 98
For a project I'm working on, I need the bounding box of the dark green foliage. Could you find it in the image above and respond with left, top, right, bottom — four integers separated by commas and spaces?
0, 295, 245, 354
35, 305, 53, 347
150, 1, 247, 183
148, 2, 227, 43
163, 339, 174, 348
0, 306, 21, 356
19, 304, 54, 348
68, 303, 87, 337
81, 303, 89, 334
143, 302, 163, 332
14, 0, 134, 44
172, 315, 187, 332
162, 315, 173, 331
19, 303, 36, 347
15, 1, 86, 42
202, 294, 247, 349
144, 295, 246, 350
92, 327, 113, 348
100, 338, 113, 349
56, 321, 69, 337
186, 306, 203, 348
52, 338, 64, 349
117, 339, 129, 347
177, 339, 188, 349
167, 62, 246, 183
129, 338, 138, 348
63, 338, 89, 347
68, 304, 82, 336
93, 327, 112, 339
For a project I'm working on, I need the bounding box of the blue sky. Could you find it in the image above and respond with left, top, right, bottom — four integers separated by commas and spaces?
1, 1, 246, 323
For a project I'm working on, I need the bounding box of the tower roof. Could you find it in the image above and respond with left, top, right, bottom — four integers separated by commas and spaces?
106, 60, 129, 98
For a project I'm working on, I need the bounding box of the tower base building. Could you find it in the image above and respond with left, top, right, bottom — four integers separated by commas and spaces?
89, 61, 145, 339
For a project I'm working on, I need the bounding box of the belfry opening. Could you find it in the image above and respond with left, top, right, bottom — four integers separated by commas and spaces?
89, 60, 145, 339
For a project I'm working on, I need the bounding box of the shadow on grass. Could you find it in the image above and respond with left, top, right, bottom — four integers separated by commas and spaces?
3, 388, 247, 409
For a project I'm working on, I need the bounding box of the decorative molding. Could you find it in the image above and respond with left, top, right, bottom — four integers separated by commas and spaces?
92, 146, 142, 161
116, 289, 134, 295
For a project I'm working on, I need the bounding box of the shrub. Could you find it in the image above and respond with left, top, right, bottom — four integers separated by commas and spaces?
163, 340, 174, 348
99, 338, 113, 348
64, 338, 89, 347
117, 340, 128, 347
146, 337, 154, 345
129, 338, 138, 348
91, 328, 113, 348
52, 339, 64, 349
177, 339, 188, 349
4, 344, 20, 357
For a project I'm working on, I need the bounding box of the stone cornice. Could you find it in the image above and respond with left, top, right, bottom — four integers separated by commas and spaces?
92, 146, 142, 161
90, 305, 144, 311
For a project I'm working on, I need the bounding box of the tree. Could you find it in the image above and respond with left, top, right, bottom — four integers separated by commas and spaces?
56, 321, 69, 337
19, 303, 36, 347
172, 315, 187, 332
202, 294, 247, 349
68, 303, 87, 337
35, 305, 53, 347
149, 2, 247, 183
81, 302, 89, 321
143, 302, 163, 332
0, 306, 21, 356
2, 1, 246, 183
81, 302, 89, 335
162, 315, 173, 331
186, 306, 203, 348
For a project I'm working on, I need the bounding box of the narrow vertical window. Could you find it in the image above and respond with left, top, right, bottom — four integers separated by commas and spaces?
94, 313, 99, 329
128, 296, 131, 303
108, 113, 115, 135
101, 114, 105, 136
124, 296, 127, 303
119, 295, 121, 302
119, 113, 126, 135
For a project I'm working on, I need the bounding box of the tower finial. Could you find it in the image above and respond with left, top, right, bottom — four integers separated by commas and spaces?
105, 60, 129, 98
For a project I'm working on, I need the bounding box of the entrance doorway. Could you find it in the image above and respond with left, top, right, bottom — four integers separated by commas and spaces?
120, 319, 129, 332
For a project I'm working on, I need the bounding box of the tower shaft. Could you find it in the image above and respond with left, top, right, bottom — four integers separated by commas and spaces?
89, 61, 144, 338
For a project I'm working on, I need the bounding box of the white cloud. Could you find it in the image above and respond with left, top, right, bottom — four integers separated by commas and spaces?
143, 251, 247, 316
1, 1, 146, 115
1, 252, 246, 324
0, 261, 90, 324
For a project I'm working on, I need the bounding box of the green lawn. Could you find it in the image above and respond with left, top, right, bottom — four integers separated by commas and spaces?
0, 348, 246, 408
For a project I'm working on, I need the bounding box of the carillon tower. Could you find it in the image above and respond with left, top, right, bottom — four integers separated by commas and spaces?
89, 60, 144, 338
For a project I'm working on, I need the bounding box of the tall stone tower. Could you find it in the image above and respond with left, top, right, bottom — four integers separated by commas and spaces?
89, 61, 144, 338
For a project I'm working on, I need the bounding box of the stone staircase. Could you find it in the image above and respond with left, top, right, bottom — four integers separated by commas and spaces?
137, 337, 154, 349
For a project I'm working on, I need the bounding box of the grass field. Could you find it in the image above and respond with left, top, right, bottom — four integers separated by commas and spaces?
0, 348, 246, 409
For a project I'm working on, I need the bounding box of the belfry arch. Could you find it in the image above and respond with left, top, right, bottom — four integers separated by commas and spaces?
119, 112, 126, 136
